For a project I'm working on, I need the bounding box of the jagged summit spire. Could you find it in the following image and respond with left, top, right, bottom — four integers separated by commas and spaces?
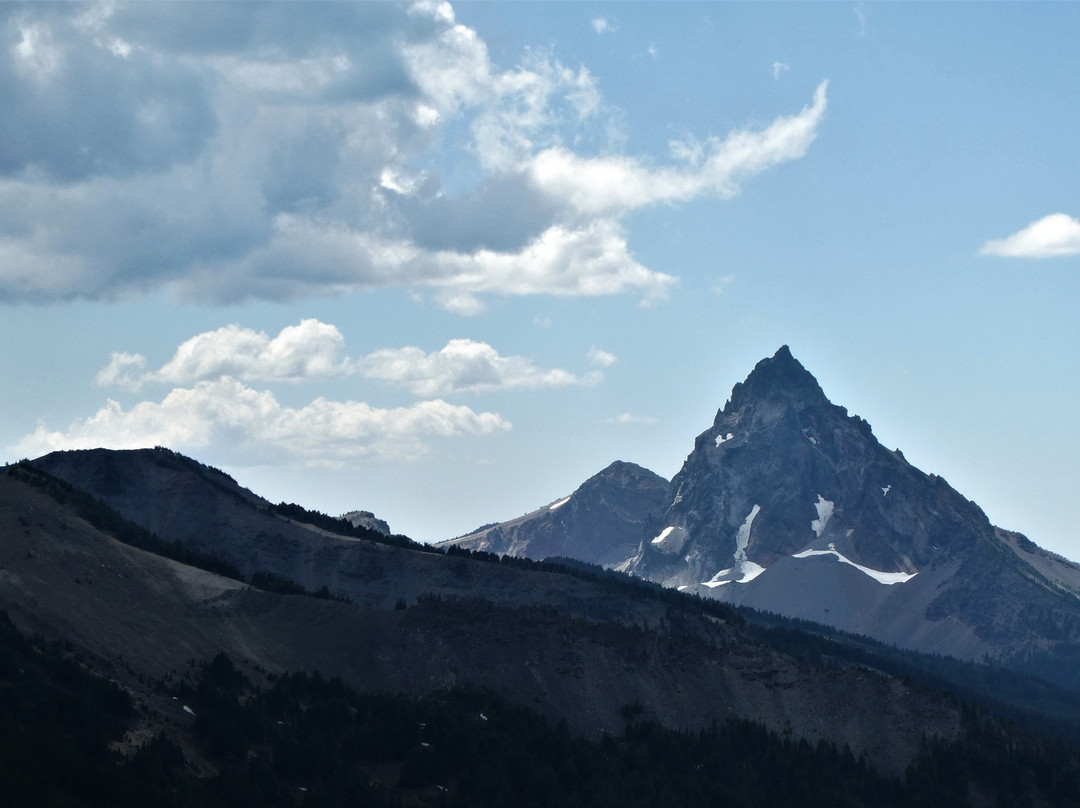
722, 346, 828, 416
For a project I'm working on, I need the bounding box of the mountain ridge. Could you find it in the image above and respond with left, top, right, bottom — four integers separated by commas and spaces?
0, 460, 970, 776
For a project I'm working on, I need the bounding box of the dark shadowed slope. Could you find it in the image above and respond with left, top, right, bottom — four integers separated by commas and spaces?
0, 466, 966, 775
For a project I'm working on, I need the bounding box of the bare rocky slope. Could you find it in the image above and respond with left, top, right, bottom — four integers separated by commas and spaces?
1, 463, 962, 776
441, 460, 669, 567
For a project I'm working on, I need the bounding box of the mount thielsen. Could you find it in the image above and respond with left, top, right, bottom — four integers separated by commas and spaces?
447, 346, 1080, 690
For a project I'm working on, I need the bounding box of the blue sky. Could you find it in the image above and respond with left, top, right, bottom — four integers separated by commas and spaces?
2, 2, 1078, 556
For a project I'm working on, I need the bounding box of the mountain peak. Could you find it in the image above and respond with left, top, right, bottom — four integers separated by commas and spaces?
773, 343, 795, 361
439, 460, 668, 567
721, 346, 827, 419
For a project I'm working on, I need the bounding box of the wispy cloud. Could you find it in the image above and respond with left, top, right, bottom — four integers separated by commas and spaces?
979, 214, 1080, 259
607, 413, 657, 426
587, 347, 618, 368
772, 61, 789, 81
853, 3, 869, 37
591, 17, 617, 35
713, 274, 736, 295
527, 81, 828, 216
0, 3, 828, 313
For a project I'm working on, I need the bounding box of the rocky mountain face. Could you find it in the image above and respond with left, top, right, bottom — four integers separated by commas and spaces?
623, 347, 1080, 671
633, 345, 985, 585
441, 461, 669, 567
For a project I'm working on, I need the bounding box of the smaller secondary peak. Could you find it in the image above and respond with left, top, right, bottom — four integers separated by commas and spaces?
581, 461, 669, 493
596, 460, 660, 478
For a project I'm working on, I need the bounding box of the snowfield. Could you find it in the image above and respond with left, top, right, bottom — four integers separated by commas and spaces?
811, 495, 834, 538
793, 543, 917, 585
702, 505, 767, 587
651, 526, 676, 545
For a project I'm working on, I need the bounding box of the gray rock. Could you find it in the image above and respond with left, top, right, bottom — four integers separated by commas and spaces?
342, 510, 391, 536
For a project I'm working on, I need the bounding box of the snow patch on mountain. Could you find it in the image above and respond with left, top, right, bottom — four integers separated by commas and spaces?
737, 505, 761, 552
549, 496, 571, 511
811, 495, 834, 538
793, 543, 917, 585
650, 525, 687, 554
652, 526, 675, 545
702, 505, 765, 587
702, 559, 767, 587
715, 432, 734, 447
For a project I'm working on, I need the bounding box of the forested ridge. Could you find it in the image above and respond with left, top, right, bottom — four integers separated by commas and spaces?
3, 610, 1080, 808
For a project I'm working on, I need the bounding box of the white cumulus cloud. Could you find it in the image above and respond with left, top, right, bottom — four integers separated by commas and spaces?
361, 338, 600, 396
97, 320, 605, 401
97, 320, 356, 390
37, 314, 631, 463
13, 378, 509, 464
979, 214, 1080, 259
0, 3, 828, 312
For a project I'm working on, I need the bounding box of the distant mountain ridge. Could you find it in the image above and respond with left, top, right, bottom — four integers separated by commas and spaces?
2, 454, 973, 776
